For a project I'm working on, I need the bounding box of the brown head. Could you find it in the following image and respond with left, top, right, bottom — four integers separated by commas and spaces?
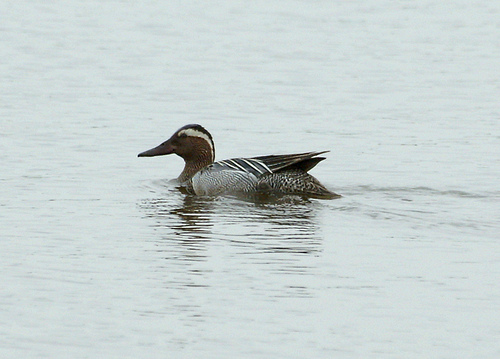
138, 124, 215, 182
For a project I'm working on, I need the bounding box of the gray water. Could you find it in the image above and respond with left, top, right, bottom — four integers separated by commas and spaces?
1, 1, 499, 358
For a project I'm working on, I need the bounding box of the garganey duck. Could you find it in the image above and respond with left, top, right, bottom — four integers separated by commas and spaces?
138, 124, 340, 199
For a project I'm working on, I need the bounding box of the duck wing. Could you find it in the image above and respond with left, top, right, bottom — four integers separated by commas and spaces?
212, 151, 329, 178
250, 151, 329, 173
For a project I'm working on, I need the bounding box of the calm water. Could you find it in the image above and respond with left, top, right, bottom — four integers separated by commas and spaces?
1, 1, 499, 358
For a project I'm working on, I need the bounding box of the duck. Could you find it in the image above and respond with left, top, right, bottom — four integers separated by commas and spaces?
138, 124, 340, 199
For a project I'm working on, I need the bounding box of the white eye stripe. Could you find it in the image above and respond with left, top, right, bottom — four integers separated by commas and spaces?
178, 128, 215, 158
178, 128, 212, 144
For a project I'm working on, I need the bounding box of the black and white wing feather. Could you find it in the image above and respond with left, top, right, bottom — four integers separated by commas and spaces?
213, 151, 328, 177
213, 158, 273, 177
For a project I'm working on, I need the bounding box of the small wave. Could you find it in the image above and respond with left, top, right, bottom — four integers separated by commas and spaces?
341, 185, 494, 199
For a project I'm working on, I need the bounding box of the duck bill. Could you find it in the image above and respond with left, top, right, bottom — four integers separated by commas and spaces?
138, 141, 174, 157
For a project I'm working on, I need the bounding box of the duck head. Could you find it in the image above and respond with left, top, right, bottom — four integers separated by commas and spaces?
138, 124, 215, 182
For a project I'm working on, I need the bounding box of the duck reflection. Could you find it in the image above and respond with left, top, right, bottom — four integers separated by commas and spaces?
138, 190, 216, 261
139, 190, 325, 301
139, 189, 323, 256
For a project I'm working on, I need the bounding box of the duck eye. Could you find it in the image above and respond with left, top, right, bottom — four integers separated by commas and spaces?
178, 133, 187, 138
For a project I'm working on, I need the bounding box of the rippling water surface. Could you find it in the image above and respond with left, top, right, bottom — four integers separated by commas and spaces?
1, 1, 499, 358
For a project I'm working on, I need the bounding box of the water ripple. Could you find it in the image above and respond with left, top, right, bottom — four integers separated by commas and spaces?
138, 181, 325, 259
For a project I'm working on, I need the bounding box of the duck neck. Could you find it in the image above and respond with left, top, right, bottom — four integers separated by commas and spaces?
178, 150, 214, 183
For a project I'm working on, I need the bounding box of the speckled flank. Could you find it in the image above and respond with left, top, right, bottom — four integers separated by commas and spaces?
257, 170, 340, 199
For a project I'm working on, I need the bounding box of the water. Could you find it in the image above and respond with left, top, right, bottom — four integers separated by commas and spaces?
1, 1, 499, 358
